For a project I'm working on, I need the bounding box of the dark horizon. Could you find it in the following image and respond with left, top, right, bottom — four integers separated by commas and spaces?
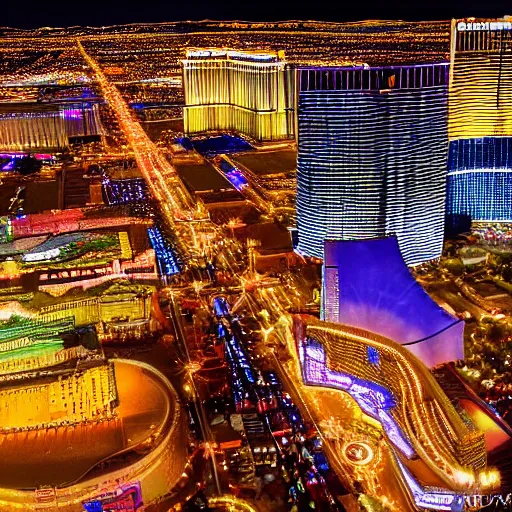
3, 0, 511, 31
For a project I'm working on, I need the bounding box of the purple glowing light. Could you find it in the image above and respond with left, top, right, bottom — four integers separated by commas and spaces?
396, 459, 459, 510
323, 237, 464, 368
63, 109, 83, 119
226, 170, 248, 191
302, 339, 415, 458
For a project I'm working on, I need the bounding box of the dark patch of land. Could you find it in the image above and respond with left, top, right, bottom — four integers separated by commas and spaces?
233, 149, 297, 176
175, 162, 232, 192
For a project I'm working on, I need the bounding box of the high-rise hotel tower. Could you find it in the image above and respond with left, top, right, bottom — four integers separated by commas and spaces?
182, 49, 295, 141
296, 64, 449, 266
447, 18, 512, 223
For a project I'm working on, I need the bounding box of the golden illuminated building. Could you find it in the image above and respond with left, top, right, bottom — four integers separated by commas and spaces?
0, 344, 87, 376
271, 315, 500, 511
38, 293, 152, 326
447, 18, 512, 222
295, 317, 487, 476
0, 102, 102, 152
0, 362, 117, 431
0, 314, 119, 432
0, 104, 67, 152
182, 49, 295, 141
449, 18, 512, 140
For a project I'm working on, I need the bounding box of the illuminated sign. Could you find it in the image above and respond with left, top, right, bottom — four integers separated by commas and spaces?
82, 482, 143, 512
227, 51, 275, 61
343, 441, 374, 465
186, 49, 277, 61
187, 50, 226, 58
35, 488, 56, 504
457, 21, 512, 31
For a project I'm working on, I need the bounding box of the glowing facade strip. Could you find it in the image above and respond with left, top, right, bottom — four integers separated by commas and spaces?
182, 49, 295, 141
302, 338, 415, 458
296, 64, 448, 266
0, 111, 68, 151
0, 104, 101, 152
447, 19, 512, 222
396, 459, 460, 511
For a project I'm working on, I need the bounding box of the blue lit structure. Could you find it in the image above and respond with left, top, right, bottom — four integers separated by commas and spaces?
103, 178, 148, 205
147, 226, 180, 276
322, 237, 464, 367
216, 158, 249, 191
447, 137, 512, 221
296, 64, 449, 266
447, 19, 512, 223
179, 135, 253, 157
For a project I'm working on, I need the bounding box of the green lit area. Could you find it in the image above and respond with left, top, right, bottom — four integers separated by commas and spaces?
0, 339, 64, 362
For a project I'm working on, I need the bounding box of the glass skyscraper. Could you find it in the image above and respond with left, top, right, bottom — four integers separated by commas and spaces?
296, 64, 449, 266
447, 18, 512, 223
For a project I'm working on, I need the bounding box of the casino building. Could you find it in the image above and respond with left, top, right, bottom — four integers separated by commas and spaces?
0, 102, 102, 152
447, 18, 512, 224
182, 49, 295, 141
296, 64, 449, 266
0, 315, 118, 431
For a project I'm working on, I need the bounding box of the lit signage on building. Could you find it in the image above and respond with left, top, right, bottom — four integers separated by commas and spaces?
227, 51, 276, 61
457, 21, 512, 31
186, 50, 227, 58
186, 49, 277, 61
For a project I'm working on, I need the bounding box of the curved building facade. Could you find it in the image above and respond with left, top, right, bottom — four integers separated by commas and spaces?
322, 237, 464, 367
182, 49, 294, 141
296, 64, 449, 266
447, 19, 512, 223
285, 315, 495, 510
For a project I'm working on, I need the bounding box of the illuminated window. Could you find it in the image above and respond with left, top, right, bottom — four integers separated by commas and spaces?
367, 346, 380, 366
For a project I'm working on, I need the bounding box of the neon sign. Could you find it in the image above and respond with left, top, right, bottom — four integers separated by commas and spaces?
457, 21, 512, 31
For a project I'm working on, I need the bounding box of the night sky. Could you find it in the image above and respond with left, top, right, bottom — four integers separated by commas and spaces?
3, 0, 512, 30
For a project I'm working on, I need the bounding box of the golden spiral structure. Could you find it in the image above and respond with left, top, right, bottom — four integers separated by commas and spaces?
271, 314, 500, 511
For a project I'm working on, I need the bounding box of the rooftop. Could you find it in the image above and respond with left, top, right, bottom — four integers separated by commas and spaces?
184, 48, 284, 62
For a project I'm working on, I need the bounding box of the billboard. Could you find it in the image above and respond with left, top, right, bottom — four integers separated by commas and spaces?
82, 482, 143, 512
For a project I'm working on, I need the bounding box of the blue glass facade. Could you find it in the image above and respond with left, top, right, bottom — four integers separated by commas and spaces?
447, 137, 512, 221
448, 137, 512, 171
296, 64, 449, 266
448, 20, 512, 223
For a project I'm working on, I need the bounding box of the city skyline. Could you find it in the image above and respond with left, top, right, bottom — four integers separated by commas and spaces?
1, 13, 512, 512
2, 3, 511, 30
